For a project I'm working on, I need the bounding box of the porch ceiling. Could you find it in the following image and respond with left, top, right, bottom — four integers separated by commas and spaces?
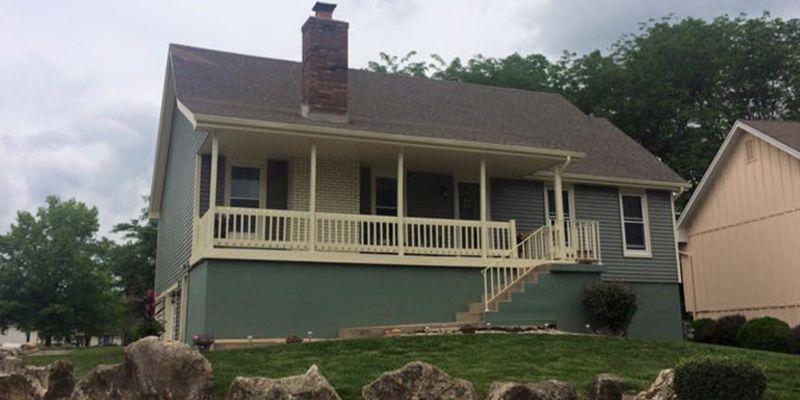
204, 129, 567, 178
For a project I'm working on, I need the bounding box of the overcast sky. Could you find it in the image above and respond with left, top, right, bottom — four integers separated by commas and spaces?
1, 0, 798, 237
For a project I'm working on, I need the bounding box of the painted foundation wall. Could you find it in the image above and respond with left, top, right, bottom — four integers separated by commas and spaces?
186, 260, 483, 339
682, 132, 800, 326
485, 265, 683, 340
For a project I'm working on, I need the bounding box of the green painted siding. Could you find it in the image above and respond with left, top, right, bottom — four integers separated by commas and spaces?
627, 282, 683, 340
199, 154, 225, 216
185, 260, 483, 339
185, 263, 208, 342
574, 186, 679, 283
490, 179, 545, 231
486, 265, 605, 333
154, 108, 207, 294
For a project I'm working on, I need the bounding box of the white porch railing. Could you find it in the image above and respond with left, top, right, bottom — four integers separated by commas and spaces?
200, 207, 518, 257
482, 219, 601, 311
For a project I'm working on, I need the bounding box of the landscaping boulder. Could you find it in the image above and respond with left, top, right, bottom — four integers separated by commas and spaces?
633, 369, 677, 400
0, 356, 26, 375
70, 364, 133, 400
225, 365, 340, 400
485, 380, 578, 400
0, 356, 74, 400
362, 361, 476, 400
590, 374, 624, 400
0, 374, 39, 400
71, 337, 213, 400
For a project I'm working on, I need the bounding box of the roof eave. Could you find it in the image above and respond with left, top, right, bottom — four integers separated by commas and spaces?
192, 113, 587, 161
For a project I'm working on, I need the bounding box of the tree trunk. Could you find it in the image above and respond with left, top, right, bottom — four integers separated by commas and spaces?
45, 336, 52, 347
25, 331, 31, 343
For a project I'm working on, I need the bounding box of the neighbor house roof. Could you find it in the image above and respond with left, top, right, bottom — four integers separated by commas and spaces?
677, 119, 800, 234
165, 44, 686, 185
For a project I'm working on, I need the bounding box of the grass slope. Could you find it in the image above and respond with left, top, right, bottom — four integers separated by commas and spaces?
26, 334, 800, 399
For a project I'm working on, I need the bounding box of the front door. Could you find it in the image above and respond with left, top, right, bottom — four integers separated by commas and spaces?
458, 182, 480, 220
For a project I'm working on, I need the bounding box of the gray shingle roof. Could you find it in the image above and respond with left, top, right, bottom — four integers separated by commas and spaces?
740, 120, 800, 154
169, 44, 685, 185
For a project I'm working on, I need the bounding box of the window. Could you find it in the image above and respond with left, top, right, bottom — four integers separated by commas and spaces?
374, 177, 397, 216
620, 192, 651, 257
230, 166, 260, 208
745, 138, 756, 163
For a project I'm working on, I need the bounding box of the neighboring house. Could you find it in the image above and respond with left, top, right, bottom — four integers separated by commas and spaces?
677, 120, 800, 326
0, 328, 37, 346
150, 2, 689, 345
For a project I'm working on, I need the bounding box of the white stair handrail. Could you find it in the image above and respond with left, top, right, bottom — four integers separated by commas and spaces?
481, 222, 555, 312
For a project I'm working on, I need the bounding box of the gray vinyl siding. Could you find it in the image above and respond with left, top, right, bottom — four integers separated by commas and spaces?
154, 109, 207, 294
407, 172, 454, 218
490, 179, 545, 232
574, 185, 679, 283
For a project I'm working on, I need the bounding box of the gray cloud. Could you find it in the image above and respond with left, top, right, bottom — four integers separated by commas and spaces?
1, 0, 797, 236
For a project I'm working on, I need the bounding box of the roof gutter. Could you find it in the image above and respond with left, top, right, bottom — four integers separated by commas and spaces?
192, 113, 587, 161
531, 170, 692, 191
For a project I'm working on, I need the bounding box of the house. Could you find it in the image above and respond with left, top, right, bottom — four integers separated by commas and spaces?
677, 120, 800, 326
149, 2, 689, 345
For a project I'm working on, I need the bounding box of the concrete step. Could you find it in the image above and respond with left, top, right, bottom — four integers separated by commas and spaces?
455, 311, 483, 323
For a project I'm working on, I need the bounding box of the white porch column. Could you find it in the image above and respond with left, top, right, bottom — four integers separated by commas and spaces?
553, 164, 565, 259
397, 150, 405, 255
309, 144, 317, 252
207, 132, 219, 249
480, 158, 488, 258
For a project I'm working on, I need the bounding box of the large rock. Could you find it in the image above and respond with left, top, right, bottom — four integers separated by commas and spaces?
71, 337, 213, 400
225, 365, 340, 400
0, 374, 39, 400
70, 364, 133, 400
633, 370, 677, 400
486, 380, 578, 400
362, 361, 476, 400
590, 374, 624, 400
0, 356, 74, 400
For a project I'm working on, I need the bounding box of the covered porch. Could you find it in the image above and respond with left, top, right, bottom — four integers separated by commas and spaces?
190, 127, 600, 268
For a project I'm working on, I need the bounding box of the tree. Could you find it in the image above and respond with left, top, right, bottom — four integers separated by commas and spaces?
0, 196, 120, 345
368, 13, 800, 206
109, 201, 158, 343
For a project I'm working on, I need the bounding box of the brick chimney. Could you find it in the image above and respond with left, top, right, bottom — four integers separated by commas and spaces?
301, 2, 349, 122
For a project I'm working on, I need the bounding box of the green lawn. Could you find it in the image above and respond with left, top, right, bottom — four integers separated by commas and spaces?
26, 334, 800, 400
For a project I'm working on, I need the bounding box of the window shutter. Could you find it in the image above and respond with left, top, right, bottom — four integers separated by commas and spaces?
359, 167, 371, 214
266, 159, 289, 210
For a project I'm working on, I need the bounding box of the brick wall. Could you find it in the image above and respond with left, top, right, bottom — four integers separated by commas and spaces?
288, 157, 360, 214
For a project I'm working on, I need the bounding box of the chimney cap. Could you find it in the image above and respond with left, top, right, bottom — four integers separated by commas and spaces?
312, 2, 337, 17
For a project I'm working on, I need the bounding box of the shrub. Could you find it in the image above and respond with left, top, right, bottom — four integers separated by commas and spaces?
674, 357, 766, 400
583, 282, 637, 336
788, 324, 800, 354
737, 317, 791, 353
130, 319, 164, 341
710, 314, 747, 346
691, 318, 717, 343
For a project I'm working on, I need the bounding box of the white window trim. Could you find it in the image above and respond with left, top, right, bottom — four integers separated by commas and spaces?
619, 190, 652, 258
224, 157, 267, 209
543, 184, 576, 223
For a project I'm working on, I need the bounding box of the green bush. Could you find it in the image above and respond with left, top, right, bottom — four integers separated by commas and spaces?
583, 282, 637, 336
711, 315, 747, 346
737, 317, 791, 353
674, 357, 766, 400
788, 324, 800, 354
692, 318, 717, 343
130, 319, 164, 341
